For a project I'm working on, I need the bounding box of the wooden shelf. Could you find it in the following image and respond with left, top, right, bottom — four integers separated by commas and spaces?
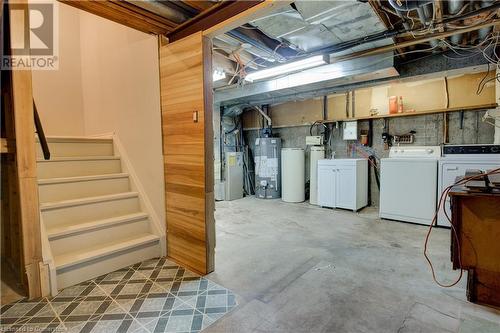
322, 103, 498, 123
242, 103, 498, 131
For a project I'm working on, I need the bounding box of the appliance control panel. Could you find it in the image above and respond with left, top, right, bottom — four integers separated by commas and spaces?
443, 144, 500, 155
389, 146, 441, 158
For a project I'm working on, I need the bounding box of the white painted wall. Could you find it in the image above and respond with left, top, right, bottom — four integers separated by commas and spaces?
31, 2, 165, 225
32, 3, 85, 136
78, 10, 165, 225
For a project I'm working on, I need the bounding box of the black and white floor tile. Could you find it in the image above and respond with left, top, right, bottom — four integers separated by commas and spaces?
0, 258, 237, 333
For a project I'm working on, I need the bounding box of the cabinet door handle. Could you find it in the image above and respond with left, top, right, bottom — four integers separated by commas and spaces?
446, 167, 459, 171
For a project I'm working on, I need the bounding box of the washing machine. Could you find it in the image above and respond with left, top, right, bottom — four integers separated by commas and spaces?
379, 146, 441, 225
438, 144, 500, 227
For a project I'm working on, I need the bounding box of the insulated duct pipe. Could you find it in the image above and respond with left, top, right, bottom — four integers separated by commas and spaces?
448, 0, 464, 44
227, 29, 288, 63
128, 0, 190, 24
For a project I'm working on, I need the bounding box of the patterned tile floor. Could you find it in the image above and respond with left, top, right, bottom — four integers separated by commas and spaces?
0, 258, 237, 333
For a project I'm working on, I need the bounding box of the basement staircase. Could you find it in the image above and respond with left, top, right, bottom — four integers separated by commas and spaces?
36, 137, 163, 292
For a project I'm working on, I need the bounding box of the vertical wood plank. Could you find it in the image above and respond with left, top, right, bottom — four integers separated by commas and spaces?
160, 32, 214, 274
8, 0, 44, 299
203, 36, 215, 272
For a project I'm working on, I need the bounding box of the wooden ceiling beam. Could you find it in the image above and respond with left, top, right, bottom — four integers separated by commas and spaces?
434, 0, 445, 33
109, 1, 178, 28
59, 0, 176, 35
181, 0, 214, 12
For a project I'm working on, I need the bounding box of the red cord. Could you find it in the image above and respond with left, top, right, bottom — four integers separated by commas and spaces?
424, 167, 500, 287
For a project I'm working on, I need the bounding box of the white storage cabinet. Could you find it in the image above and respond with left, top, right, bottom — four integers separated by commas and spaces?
317, 159, 368, 211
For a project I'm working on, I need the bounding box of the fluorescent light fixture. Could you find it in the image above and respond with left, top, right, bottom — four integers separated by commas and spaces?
213, 69, 226, 82
245, 55, 328, 82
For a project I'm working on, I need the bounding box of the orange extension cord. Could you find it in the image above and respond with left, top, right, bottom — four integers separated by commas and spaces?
423, 167, 500, 288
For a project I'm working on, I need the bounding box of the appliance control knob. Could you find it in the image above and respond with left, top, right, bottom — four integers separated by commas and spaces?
491, 146, 499, 153
426, 149, 434, 154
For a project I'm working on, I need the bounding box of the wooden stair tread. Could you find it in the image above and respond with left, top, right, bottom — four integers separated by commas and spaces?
54, 234, 159, 270
37, 156, 120, 162
40, 192, 138, 210
47, 212, 149, 239
36, 136, 113, 143
38, 173, 128, 185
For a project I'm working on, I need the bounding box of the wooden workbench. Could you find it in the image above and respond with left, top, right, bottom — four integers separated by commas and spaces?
449, 187, 500, 308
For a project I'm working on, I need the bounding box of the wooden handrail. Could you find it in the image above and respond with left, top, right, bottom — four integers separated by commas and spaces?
33, 102, 50, 160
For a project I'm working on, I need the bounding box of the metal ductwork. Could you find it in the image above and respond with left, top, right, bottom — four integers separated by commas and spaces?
448, 0, 464, 44
128, 0, 191, 24
226, 27, 299, 63
388, 0, 433, 12
215, 34, 281, 64
215, 52, 399, 105
389, 0, 439, 49
448, 0, 464, 14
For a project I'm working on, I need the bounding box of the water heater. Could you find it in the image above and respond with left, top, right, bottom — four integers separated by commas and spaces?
254, 137, 281, 199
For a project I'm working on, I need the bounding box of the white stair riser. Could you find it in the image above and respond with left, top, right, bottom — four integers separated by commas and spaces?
50, 218, 151, 256
37, 159, 121, 179
37, 142, 113, 158
56, 242, 160, 290
42, 196, 140, 228
39, 177, 130, 203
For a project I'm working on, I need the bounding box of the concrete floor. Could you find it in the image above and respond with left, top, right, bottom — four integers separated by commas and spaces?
205, 197, 500, 333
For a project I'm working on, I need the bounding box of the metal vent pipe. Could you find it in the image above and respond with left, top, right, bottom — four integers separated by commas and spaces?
448, 0, 464, 44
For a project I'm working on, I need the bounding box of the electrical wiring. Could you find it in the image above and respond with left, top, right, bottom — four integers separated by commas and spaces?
439, 32, 500, 67
424, 168, 500, 288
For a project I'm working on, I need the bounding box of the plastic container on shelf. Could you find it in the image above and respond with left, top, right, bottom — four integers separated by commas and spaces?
389, 96, 398, 114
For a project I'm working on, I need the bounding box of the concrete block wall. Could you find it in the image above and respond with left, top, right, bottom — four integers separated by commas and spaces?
243, 110, 495, 206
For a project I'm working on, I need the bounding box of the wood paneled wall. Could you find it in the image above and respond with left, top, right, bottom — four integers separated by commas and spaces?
159, 32, 215, 274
